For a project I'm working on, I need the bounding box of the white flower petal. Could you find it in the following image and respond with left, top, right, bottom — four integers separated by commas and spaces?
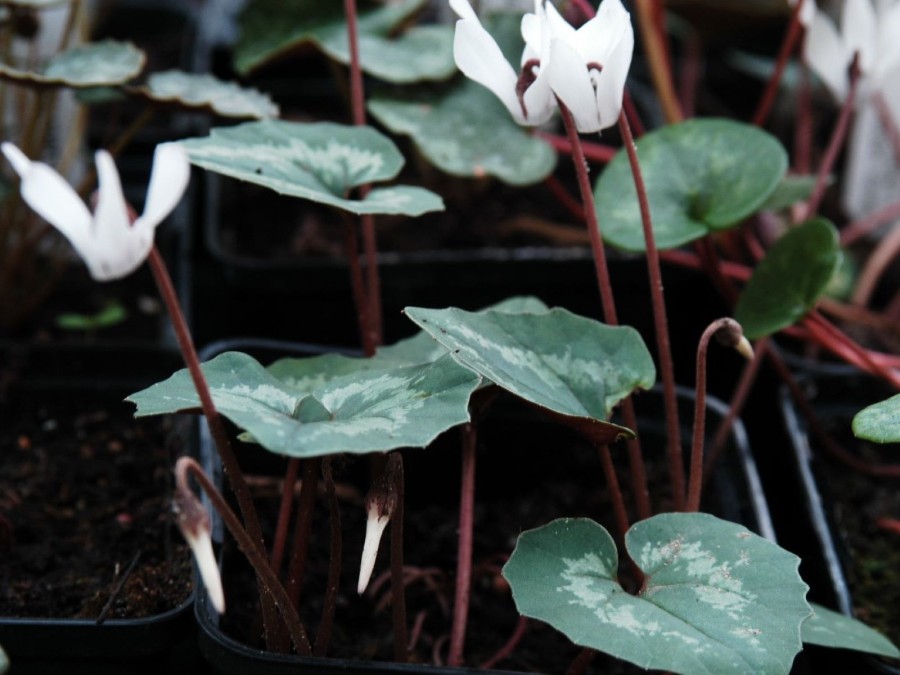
842, 0, 877, 73
520, 12, 542, 63
789, 0, 816, 28
566, 0, 634, 130
540, 0, 577, 43
448, 0, 477, 21
593, 24, 634, 129
1, 142, 93, 258
135, 142, 190, 230
804, 10, 850, 101
186, 528, 225, 614
452, 1, 524, 123
874, 3, 900, 84
547, 38, 604, 132
1, 141, 30, 176
573, 0, 631, 62
91, 150, 147, 280
357, 513, 390, 595
880, 62, 900, 130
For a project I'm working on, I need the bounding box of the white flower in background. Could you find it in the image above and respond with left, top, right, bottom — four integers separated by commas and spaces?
803, 0, 900, 102
1, 141, 190, 281
806, 0, 900, 218
450, 0, 634, 133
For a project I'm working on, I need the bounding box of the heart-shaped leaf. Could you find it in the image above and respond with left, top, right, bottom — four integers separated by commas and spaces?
852, 394, 900, 443
802, 602, 900, 658
759, 175, 818, 212
503, 515, 810, 674
596, 118, 787, 251
181, 119, 444, 216
138, 71, 279, 119
377, 296, 551, 366
235, 0, 455, 83
368, 78, 556, 186
0, 40, 144, 88
734, 218, 842, 339
127, 351, 480, 458
404, 306, 655, 441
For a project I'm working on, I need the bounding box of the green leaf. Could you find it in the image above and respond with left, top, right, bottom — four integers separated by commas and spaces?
127, 351, 480, 459
266, 353, 388, 394
824, 251, 857, 301
368, 78, 556, 186
0, 40, 144, 88
140, 71, 279, 119
56, 302, 127, 331
759, 175, 818, 212
235, 0, 455, 83
734, 219, 842, 339
376, 296, 551, 366
802, 602, 900, 658
181, 119, 444, 216
404, 306, 655, 442
852, 394, 900, 443
596, 118, 788, 251
503, 515, 810, 675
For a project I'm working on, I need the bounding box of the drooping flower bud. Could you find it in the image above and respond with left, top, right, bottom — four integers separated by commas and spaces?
714, 318, 754, 361
173, 484, 225, 613
357, 454, 401, 595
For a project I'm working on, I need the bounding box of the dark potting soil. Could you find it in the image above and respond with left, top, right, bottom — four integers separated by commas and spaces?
814, 421, 900, 652
211, 390, 746, 674
0, 394, 193, 620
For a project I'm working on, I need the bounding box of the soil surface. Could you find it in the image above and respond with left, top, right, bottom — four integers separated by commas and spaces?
0, 377, 193, 620
808, 377, 900, 654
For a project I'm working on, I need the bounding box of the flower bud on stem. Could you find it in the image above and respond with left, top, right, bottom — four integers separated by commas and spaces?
172, 475, 224, 614
686, 318, 753, 512
173, 457, 312, 656
357, 455, 400, 595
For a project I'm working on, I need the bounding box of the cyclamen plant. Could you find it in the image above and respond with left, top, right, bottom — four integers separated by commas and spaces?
5, 0, 900, 673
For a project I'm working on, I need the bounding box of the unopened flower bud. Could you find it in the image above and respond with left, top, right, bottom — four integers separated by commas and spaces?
173, 486, 225, 613
357, 455, 401, 595
714, 318, 754, 360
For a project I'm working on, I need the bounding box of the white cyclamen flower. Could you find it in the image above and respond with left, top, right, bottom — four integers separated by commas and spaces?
803, 0, 900, 102
450, 0, 634, 133
1, 141, 190, 281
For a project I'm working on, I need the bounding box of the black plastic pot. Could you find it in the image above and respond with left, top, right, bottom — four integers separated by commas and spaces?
780, 367, 900, 674
188, 172, 734, 374
187, 173, 604, 348
191, 338, 773, 674
0, 342, 197, 674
